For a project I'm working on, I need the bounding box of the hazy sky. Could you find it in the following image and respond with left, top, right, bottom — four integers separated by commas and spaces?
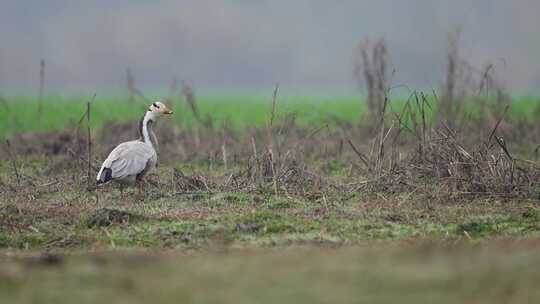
1, 0, 539, 94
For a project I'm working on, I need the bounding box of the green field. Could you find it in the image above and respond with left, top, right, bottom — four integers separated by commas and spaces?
1, 94, 538, 138
1, 95, 360, 138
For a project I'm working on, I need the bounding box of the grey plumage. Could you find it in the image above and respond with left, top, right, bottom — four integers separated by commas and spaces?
96, 140, 157, 184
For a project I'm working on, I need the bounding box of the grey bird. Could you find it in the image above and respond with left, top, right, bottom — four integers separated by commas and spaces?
96, 101, 173, 198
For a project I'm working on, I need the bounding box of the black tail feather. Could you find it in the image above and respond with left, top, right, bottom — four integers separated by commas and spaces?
97, 168, 113, 185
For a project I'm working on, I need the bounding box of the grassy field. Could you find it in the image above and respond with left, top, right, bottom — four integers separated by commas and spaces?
1, 155, 540, 303
1, 157, 539, 250
1, 93, 540, 303
1, 94, 539, 138
2, 150, 540, 302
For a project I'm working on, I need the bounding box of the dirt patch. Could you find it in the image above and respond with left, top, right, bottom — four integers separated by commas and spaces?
87, 208, 143, 228
235, 223, 264, 233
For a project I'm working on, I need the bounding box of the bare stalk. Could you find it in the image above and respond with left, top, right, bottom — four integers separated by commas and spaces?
269, 148, 278, 196
221, 144, 228, 170
165, 77, 178, 104
127, 68, 135, 103
346, 138, 372, 171
265, 84, 279, 163
251, 136, 258, 159
5, 139, 20, 186
86, 94, 96, 190
181, 81, 202, 124
354, 39, 388, 125
38, 59, 45, 121
376, 95, 389, 175
486, 104, 510, 147
270, 83, 279, 126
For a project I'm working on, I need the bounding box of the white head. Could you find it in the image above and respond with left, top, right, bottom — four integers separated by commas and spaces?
147, 101, 173, 119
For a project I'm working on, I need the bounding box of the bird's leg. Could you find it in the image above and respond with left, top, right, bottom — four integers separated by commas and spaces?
136, 180, 145, 201
119, 184, 125, 199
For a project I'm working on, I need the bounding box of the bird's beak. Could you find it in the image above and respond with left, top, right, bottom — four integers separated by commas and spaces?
163, 106, 173, 115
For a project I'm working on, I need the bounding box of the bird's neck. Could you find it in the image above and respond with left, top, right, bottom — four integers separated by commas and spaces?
139, 112, 158, 150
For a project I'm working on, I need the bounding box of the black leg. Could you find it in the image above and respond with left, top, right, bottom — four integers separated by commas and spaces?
136, 179, 145, 201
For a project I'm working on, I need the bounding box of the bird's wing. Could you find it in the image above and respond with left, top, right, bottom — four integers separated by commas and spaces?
98, 141, 155, 181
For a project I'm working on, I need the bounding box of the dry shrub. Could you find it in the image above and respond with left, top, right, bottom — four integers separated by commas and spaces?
354, 38, 389, 126
438, 29, 510, 129
240, 150, 330, 199
355, 106, 540, 200
346, 86, 540, 200
404, 126, 540, 198
172, 168, 211, 192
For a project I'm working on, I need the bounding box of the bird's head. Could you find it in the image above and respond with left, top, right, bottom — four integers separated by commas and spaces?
148, 101, 173, 117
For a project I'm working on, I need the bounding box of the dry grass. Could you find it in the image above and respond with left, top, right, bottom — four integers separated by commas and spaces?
1, 103, 539, 252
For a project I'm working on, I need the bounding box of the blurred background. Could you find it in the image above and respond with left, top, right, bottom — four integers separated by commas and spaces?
1, 0, 539, 95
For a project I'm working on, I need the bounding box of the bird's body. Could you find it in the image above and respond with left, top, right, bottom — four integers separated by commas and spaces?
96, 101, 172, 197
96, 140, 157, 185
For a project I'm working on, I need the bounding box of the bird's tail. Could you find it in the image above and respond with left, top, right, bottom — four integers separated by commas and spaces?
96, 167, 113, 186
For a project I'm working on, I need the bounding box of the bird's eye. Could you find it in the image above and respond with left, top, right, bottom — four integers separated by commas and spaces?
153, 102, 160, 109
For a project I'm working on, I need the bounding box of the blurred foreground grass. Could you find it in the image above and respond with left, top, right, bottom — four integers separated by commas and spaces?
1, 242, 540, 304
1, 94, 538, 138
